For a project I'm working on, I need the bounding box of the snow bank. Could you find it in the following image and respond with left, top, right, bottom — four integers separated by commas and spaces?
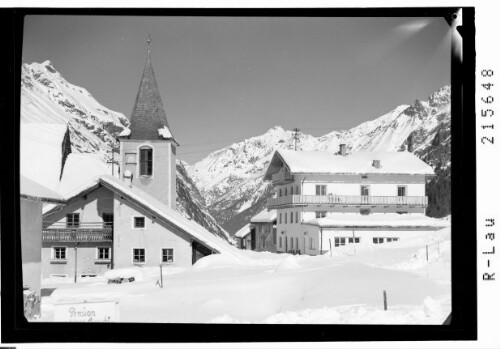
274, 255, 302, 271
103, 268, 145, 282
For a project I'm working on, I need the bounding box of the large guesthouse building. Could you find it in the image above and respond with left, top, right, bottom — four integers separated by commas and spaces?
264, 146, 444, 255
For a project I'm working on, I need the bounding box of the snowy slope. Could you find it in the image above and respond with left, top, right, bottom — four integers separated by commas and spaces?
188, 86, 451, 232
20, 61, 232, 244
21, 61, 129, 158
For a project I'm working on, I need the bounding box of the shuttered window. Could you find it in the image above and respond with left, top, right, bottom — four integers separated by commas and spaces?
139, 147, 153, 176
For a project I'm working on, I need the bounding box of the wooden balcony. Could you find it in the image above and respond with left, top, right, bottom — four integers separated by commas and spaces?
271, 172, 294, 184
267, 195, 428, 208
42, 222, 113, 242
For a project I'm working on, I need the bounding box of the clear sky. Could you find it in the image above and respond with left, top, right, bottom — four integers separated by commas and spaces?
22, 15, 451, 164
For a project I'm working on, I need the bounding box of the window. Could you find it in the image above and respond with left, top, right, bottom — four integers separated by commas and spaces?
334, 237, 346, 247
285, 213, 287, 224
316, 185, 327, 196
295, 211, 299, 223
279, 213, 282, 224
284, 187, 287, 196
134, 216, 145, 228
279, 236, 282, 248
139, 147, 153, 176
398, 186, 407, 197
66, 213, 80, 228
162, 248, 174, 263
290, 237, 294, 249
52, 247, 66, 260
315, 211, 326, 218
97, 247, 110, 260
373, 238, 384, 244
296, 185, 300, 194
360, 185, 370, 196
279, 188, 282, 197
291, 186, 294, 195
133, 248, 145, 263
295, 237, 299, 250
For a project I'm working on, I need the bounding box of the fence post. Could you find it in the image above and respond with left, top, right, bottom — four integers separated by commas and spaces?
426, 244, 429, 262
383, 290, 387, 311
159, 264, 163, 288
329, 239, 332, 257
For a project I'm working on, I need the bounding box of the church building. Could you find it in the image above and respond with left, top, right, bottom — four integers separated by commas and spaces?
41, 38, 231, 280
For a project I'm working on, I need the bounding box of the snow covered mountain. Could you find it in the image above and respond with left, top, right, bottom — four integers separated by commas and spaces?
188, 86, 451, 233
21, 61, 233, 243
21, 61, 129, 158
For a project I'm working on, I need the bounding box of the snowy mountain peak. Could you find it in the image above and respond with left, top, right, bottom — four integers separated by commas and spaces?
428, 85, 451, 107
21, 61, 129, 158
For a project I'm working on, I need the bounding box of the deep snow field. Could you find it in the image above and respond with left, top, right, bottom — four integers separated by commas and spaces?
39, 226, 451, 324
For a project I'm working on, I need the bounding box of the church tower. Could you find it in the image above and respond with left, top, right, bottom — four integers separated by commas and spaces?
118, 36, 178, 209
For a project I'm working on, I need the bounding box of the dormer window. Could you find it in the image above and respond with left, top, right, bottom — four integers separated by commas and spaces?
139, 146, 153, 176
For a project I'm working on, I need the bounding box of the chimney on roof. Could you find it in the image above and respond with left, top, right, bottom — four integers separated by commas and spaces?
372, 160, 381, 169
339, 144, 347, 156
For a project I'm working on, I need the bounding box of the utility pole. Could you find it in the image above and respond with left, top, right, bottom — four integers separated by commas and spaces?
293, 128, 300, 151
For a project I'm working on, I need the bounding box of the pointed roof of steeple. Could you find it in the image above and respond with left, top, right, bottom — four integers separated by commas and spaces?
125, 36, 177, 143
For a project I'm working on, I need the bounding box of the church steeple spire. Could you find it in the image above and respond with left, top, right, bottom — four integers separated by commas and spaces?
125, 35, 177, 143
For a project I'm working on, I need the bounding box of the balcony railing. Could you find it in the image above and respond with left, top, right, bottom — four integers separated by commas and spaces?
267, 195, 428, 208
42, 222, 113, 242
271, 172, 294, 184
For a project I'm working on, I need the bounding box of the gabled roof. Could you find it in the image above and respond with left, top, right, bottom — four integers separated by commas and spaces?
250, 209, 277, 224
121, 39, 177, 144
264, 149, 435, 180
20, 175, 65, 203
57, 175, 237, 257
234, 223, 251, 238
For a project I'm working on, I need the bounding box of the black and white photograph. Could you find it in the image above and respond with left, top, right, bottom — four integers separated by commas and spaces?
16, 12, 457, 325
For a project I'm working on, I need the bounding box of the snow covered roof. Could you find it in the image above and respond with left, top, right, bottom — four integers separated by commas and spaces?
234, 224, 251, 238
59, 175, 237, 257
20, 122, 69, 191
57, 153, 112, 197
250, 209, 277, 223
303, 214, 448, 230
264, 149, 435, 179
118, 128, 131, 137
20, 175, 64, 203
